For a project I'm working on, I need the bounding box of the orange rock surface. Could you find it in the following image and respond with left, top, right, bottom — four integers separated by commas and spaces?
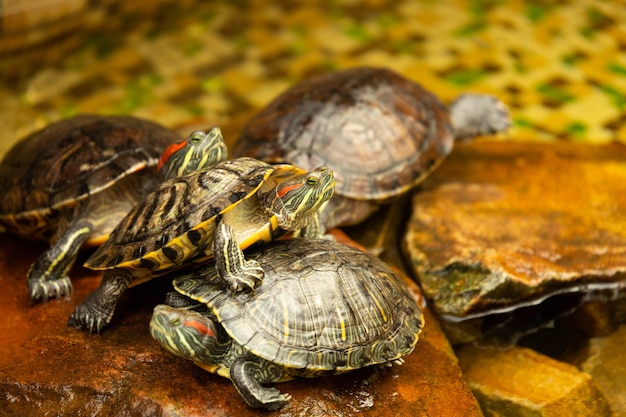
0, 235, 481, 416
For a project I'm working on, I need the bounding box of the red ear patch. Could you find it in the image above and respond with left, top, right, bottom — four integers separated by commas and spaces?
158, 141, 187, 171
276, 183, 302, 198
184, 319, 215, 337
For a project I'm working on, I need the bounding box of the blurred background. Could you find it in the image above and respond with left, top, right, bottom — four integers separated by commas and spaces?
2, 0, 625, 157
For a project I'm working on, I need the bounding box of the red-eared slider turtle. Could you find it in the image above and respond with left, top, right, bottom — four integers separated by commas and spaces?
69, 157, 335, 332
235, 66, 511, 229
157, 128, 227, 182
150, 223, 424, 410
0, 114, 183, 302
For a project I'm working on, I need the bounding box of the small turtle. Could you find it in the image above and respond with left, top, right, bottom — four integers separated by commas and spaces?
235, 66, 511, 228
0, 115, 183, 302
151, 223, 424, 410
70, 157, 335, 332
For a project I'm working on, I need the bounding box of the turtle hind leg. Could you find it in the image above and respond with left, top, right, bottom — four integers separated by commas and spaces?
68, 269, 133, 333
230, 356, 291, 410
27, 220, 93, 303
214, 222, 264, 293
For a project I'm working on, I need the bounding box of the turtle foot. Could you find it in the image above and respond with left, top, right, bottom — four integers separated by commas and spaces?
68, 299, 115, 333
256, 388, 291, 411
224, 259, 265, 294
28, 277, 73, 303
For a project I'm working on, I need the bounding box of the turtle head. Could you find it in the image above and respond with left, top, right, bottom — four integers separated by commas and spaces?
262, 166, 335, 231
158, 127, 228, 181
449, 94, 511, 141
150, 304, 230, 364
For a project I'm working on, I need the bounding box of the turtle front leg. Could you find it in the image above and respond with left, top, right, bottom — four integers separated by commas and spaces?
68, 269, 133, 333
298, 210, 330, 239
230, 355, 291, 410
214, 222, 264, 293
28, 220, 93, 302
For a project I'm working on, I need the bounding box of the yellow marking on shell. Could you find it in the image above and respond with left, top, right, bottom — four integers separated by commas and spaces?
339, 316, 347, 342
116, 223, 211, 272
238, 215, 278, 249
220, 199, 279, 249
369, 275, 389, 324
84, 234, 109, 247
283, 295, 290, 345
194, 362, 231, 379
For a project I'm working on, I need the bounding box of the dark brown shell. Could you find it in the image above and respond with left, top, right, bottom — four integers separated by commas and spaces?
0, 115, 180, 229
235, 67, 454, 201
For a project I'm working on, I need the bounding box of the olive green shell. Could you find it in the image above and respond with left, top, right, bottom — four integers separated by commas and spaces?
174, 238, 424, 373
0, 114, 180, 239
235, 66, 454, 202
85, 157, 300, 272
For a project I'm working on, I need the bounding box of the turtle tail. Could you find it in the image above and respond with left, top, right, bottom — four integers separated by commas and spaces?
449, 93, 511, 141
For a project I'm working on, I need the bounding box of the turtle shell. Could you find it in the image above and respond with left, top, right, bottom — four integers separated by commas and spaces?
174, 238, 424, 373
85, 157, 296, 273
235, 66, 454, 202
0, 114, 180, 239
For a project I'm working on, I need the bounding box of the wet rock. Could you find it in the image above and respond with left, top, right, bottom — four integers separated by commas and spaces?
404, 141, 626, 322
457, 345, 611, 416
568, 324, 626, 415
0, 235, 482, 416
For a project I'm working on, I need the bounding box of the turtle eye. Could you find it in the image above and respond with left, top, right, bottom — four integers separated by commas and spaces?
306, 175, 319, 186
169, 316, 181, 326
189, 131, 205, 144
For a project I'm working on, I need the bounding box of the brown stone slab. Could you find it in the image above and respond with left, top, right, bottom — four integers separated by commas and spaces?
0, 235, 482, 416
404, 141, 626, 320
457, 345, 611, 416
569, 324, 626, 415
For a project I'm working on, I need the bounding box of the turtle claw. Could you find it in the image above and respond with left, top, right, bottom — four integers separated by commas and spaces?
68, 301, 112, 333
28, 277, 73, 303
224, 260, 265, 294
261, 389, 291, 411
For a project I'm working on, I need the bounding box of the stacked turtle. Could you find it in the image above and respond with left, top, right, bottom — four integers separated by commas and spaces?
151, 223, 425, 410
0, 66, 509, 410
68, 139, 335, 333
0, 112, 336, 335
0, 115, 182, 302
147, 66, 510, 409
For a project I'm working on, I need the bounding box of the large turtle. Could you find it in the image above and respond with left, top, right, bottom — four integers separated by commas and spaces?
235, 66, 511, 229
0, 114, 184, 302
150, 223, 424, 410
69, 157, 335, 332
